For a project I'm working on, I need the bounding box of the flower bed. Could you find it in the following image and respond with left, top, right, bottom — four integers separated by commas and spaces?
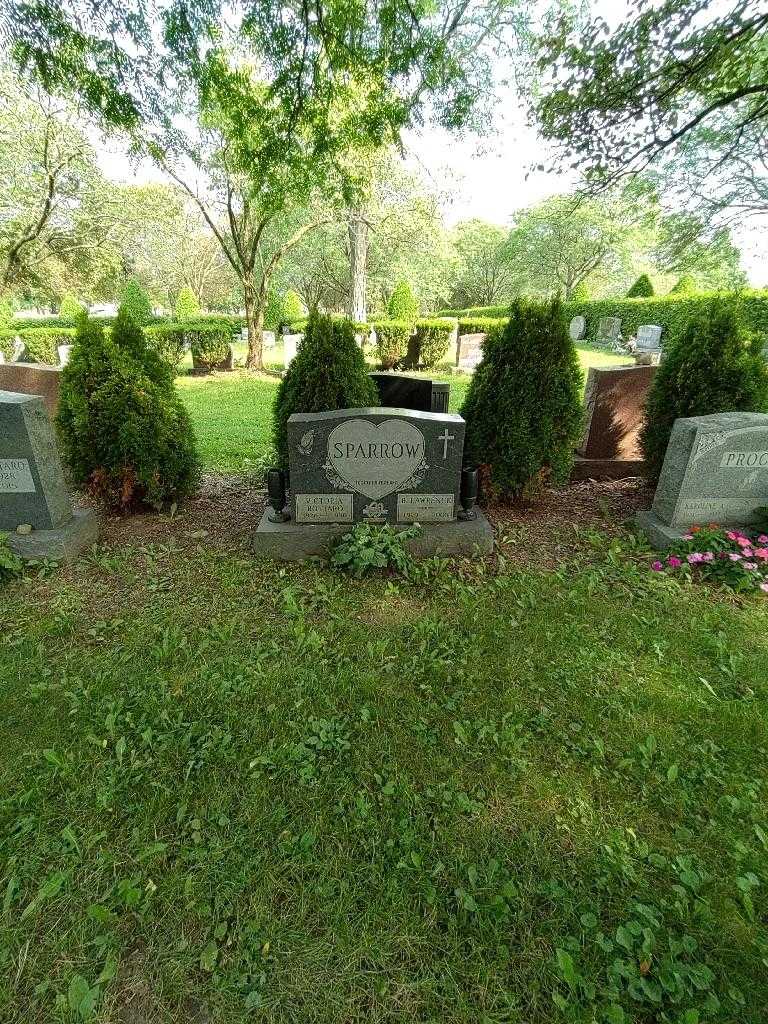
651, 524, 768, 593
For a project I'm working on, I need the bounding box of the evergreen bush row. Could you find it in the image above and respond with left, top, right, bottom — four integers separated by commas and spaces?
439, 290, 768, 350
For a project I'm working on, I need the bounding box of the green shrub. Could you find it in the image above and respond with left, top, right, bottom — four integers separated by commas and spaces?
457, 316, 508, 336
414, 318, 455, 368
641, 299, 768, 482
461, 297, 583, 500
59, 293, 86, 324
272, 313, 379, 467
669, 274, 696, 295
175, 286, 200, 321
387, 281, 418, 323
372, 320, 411, 369
144, 325, 189, 371
627, 274, 655, 298
0, 300, 12, 332
57, 309, 199, 511
280, 290, 305, 329
437, 303, 511, 318
120, 279, 153, 326
190, 326, 232, 371
570, 282, 590, 302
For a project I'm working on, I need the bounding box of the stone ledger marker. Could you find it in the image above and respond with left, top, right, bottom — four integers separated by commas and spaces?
0, 390, 98, 560
636, 412, 768, 547
252, 407, 493, 559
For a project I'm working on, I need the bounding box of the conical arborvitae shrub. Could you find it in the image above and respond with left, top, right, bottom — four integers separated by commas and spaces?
272, 313, 380, 467
626, 273, 654, 298
641, 299, 768, 482
461, 297, 584, 500
57, 307, 200, 510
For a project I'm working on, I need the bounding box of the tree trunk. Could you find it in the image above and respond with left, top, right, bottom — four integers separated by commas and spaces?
348, 207, 368, 323
244, 276, 264, 371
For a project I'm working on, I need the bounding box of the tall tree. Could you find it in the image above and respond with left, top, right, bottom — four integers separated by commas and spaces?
3, 1, 529, 364
0, 68, 98, 301
531, 1, 768, 226
449, 219, 517, 308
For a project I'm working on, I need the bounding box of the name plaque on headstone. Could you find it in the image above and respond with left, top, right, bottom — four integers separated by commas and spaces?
637, 412, 768, 546
0, 458, 35, 493
287, 407, 466, 524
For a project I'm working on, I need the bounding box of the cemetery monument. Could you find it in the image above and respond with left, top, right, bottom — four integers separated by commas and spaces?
0, 390, 98, 560
596, 317, 622, 345
569, 315, 586, 341
572, 364, 656, 479
636, 412, 768, 547
253, 406, 492, 559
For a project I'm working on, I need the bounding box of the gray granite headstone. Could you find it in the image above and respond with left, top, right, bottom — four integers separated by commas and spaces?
636, 412, 768, 546
0, 390, 98, 559
287, 407, 466, 524
596, 317, 621, 344
636, 324, 662, 351
283, 333, 301, 367
0, 390, 71, 530
569, 315, 586, 341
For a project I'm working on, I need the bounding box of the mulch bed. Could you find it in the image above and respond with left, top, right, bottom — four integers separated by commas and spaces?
83, 473, 654, 569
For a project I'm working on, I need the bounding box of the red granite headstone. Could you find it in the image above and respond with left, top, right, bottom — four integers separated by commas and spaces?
0, 363, 61, 419
572, 364, 656, 479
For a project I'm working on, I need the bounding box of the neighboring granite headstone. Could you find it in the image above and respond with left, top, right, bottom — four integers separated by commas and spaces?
569, 315, 586, 341
369, 373, 450, 414
57, 344, 72, 366
572, 364, 656, 480
252, 407, 493, 558
0, 363, 62, 419
596, 317, 622, 344
455, 333, 485, 371
10, 338, 28, 362
636, 412, 768, 547
283, 333, 300, 368
636, 324, 662, 350
263, 330, 276, 349
0, 390, 98, 560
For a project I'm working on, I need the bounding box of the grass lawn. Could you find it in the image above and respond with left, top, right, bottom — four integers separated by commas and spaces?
4, 347, 765, 1023
2, 540, 768, 1022
176, 343, 629, 473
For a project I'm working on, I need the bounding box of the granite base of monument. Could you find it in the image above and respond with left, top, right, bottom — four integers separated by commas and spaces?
6, 507, 99, 562
571, 455, 646, 481
252, 507, 494, 560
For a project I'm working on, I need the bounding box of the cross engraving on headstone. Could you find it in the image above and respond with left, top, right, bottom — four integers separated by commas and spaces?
438, 428, 455, 459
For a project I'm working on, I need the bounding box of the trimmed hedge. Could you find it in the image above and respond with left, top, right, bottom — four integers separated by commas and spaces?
440, 291, 768, 351
457, 316, 507, 336
0, 327, 75, 363
372, 320, 411, 369
414, 318, 456, 368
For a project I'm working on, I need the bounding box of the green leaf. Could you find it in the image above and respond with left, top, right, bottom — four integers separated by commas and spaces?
199, 940, 218, 972
555, 948, 579, 990
605, 1005, 625, 1024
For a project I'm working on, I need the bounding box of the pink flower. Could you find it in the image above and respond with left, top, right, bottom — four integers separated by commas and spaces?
687, 553, 704, 564
743, 548, 754, 558
743, 562, 758, 570
761, 582, 768, 593
726, 531, 739, 540
737, 536, 752, 547
667, 556, 682, 568
702, 552, 715, 562
651, 561, 664, 572
729, 553, 743, 561
754, 548, 768, 560
682, 533, 694, 541
759, 535, 768, 544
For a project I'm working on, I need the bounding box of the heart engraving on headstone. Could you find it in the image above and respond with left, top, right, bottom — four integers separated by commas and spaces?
326, 418, 426, 499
